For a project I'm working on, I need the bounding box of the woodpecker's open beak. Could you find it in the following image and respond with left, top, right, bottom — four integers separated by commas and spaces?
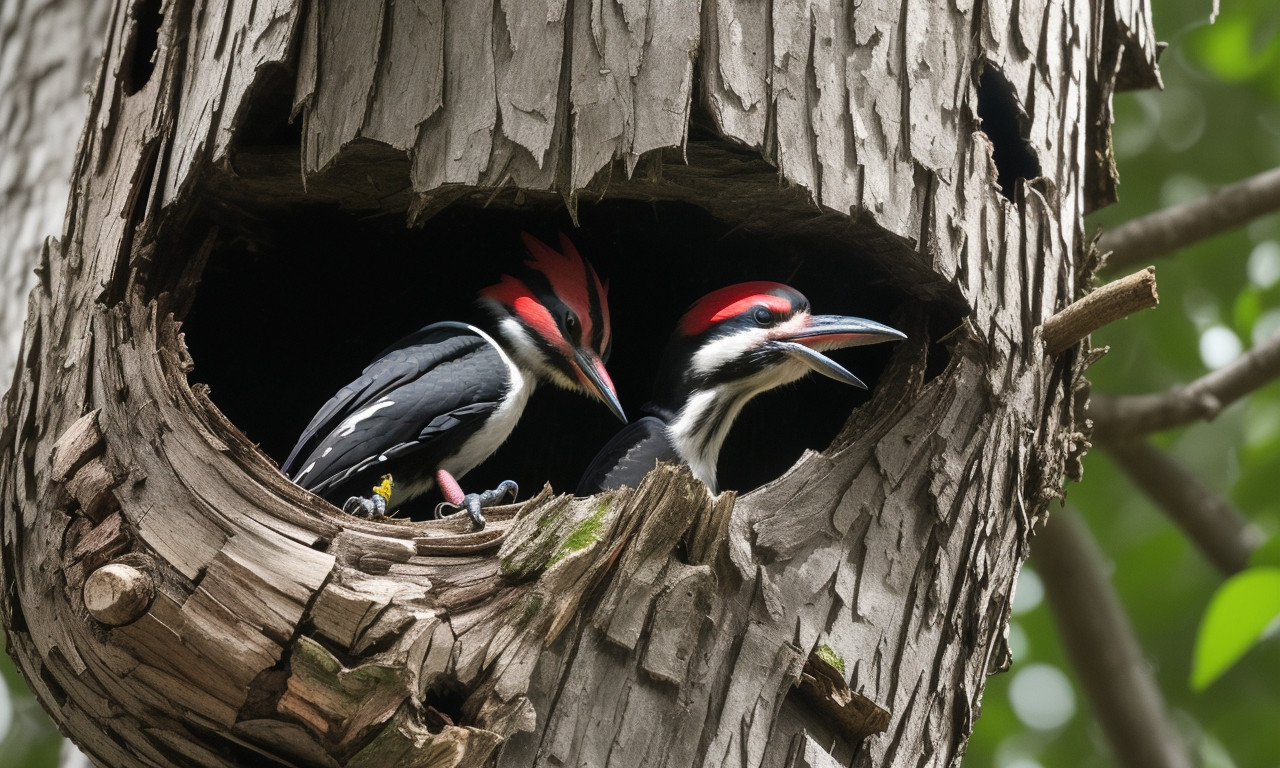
573, 348, 628, 423
775, 315, 906, 389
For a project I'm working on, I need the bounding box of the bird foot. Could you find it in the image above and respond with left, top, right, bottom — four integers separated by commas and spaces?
434, 480, 518, 531
342, 474, 393, 519
342, 494, 388, 519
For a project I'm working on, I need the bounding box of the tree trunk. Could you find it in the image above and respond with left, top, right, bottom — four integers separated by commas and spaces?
0, 4, 111, 765
0, 0, 112, 384
0, 1, 1160, 767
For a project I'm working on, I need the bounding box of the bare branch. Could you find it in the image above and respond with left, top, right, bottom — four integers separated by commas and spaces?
1103, 438, 1262, 575
1091, 331, 1280, 437
1035, 511, 1194, 768
1100, 166, 1280, 271
1041, 267, 1159, 355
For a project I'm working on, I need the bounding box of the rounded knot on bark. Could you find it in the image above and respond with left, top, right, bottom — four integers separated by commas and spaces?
83, 562, 155, 626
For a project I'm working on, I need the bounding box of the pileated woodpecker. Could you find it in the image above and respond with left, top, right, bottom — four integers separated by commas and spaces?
283, 233, 625, 528
577, 281, 904, 495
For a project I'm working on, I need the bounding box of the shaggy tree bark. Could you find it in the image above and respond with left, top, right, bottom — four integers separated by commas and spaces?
0, 5, 111, 766
1, 1, 1159, 768
0, 0, 112, 384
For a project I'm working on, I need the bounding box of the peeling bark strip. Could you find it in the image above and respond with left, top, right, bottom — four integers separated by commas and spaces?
0, 1, 1160, 768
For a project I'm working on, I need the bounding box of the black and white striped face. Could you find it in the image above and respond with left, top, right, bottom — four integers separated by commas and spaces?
659, 282, 905, 491
669, 282, 905, 397
479, 233, 625, 422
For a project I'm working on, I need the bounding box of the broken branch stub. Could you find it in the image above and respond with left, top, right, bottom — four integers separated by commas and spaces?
83, 561, 155, 626
1041, 267, 1160, 355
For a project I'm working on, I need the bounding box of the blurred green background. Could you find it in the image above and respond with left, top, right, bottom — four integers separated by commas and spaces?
3, 0, 1278, 765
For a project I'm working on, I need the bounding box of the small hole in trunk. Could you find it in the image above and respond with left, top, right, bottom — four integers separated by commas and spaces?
977, 66, 1042, 202
122, 0, 163, 96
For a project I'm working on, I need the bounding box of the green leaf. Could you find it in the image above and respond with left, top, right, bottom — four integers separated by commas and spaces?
1252, 532, 1280, 569
1191, 12, 1280, 83
1233, 287, 1262, 337
1191, 567, 1280, 691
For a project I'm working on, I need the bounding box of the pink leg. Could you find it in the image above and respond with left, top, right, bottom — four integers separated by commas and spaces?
436, 469, 466, 506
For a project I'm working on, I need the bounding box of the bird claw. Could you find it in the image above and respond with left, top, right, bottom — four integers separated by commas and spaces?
434, 480, 518, 531
342, 494, 388, 519
341, 474, 394, 519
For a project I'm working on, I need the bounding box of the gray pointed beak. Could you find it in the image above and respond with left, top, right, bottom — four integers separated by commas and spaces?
574, 348, 628, 423
776, 315, 905, 388
786, 315, 907, 348
776, 341, 869, 388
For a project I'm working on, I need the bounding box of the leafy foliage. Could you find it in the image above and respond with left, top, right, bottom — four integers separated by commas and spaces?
1191, 568, 1280, 691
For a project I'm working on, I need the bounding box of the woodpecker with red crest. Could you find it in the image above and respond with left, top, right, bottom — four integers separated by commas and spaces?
283, 233, 625, 529
577, 282, 904, 495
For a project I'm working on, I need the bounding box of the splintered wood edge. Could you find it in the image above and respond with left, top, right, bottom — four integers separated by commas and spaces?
51, 409, 105, 481
796, 651, 891, 741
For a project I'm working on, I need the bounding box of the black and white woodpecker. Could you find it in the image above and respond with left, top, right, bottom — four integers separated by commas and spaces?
283, 233, 626, 529
577, 281, 904, 495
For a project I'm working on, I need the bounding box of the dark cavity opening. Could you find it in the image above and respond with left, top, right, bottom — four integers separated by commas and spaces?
924, 313, 959, 384
38, 655, 69, 707
122, 0, 163, 96
424, 680, 470, 733
179, 200, 927, 516
231, 64, 304, 150
976, 66, 1041, 202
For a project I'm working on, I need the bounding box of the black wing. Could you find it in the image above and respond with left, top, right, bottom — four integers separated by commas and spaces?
282, 322, 509, 500
575, 416, 679, 495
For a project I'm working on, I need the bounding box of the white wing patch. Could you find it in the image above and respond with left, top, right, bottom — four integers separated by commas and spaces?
336, 398, 396, 438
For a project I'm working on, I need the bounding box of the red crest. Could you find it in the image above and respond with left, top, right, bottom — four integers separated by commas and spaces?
679, 281, 797, 336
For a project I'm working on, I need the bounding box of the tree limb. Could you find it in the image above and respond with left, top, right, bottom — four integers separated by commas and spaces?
1102, 438, 1262, 575
1090, 331, 1280, 437
1035, 511, 1194, 768
1041, 267, 1159, 355
1100, 166, 1280, 271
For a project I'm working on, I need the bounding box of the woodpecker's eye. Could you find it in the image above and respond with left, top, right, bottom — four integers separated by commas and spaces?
753, 307, 773, 325
564, 311, 580, 337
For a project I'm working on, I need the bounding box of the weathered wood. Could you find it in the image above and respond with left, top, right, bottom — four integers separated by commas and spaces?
786, 734, 850, 768
0, 0, 1163, 767
797, 651, 891, 741
69, 510, 129, 571
51, 410, 106, 481
83, 561, 155, 626
0, 0, 112, 381
1042, 266, 1160, 354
